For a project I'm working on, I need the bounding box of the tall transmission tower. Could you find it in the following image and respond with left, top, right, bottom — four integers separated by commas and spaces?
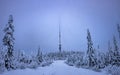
59, 19, 62, 52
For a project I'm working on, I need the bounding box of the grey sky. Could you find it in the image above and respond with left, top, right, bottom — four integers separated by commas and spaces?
0, 0, 120, 54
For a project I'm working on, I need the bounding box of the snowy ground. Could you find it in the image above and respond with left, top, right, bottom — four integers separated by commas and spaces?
0, 60, 108, 75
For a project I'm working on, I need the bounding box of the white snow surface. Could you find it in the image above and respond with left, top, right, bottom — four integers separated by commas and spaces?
0, 60, 107, 75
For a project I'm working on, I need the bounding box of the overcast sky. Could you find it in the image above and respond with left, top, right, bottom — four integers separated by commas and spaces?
0, 0, 120, 54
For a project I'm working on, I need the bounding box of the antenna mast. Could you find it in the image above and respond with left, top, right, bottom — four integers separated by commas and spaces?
59, 19, 61, 52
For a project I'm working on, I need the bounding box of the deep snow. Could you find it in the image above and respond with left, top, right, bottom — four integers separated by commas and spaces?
0, 60, 107, 75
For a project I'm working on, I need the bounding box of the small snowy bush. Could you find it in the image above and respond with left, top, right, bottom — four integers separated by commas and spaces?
65, 52, 84, 67
41, 61, 53, 67
28, 61, 38, 69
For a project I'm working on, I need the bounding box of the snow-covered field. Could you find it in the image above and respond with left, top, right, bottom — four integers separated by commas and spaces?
0, 60, 107, 75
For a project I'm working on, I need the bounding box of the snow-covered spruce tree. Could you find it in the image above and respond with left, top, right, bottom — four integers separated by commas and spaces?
107, 41, 113, 65
3, 15, 15, 70
112, 36, 120, 65
28, 54, 38, 69
113, 36, 119, 56
16, 50, 28, 69
117, 24, 120, 39
36, 47, 43, 65
96, 51, 106, 69
86, 29, 97, 68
